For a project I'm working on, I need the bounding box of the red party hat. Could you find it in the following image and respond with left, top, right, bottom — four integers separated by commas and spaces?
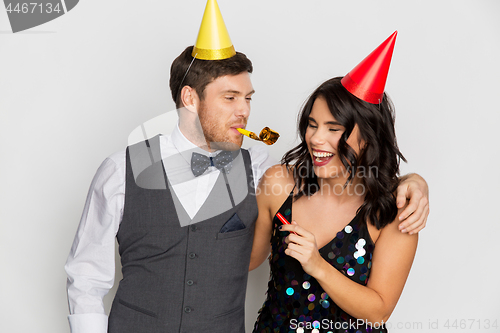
341, 31, 398, 104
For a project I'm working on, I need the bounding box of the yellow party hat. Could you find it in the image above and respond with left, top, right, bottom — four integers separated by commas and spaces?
192, 0, 236, 60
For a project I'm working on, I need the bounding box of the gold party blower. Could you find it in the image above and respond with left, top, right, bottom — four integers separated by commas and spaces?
237, 127, 280, 145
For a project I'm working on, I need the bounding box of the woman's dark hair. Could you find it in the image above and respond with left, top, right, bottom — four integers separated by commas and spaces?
169, 46, 253, 108
282, 77, 406, 229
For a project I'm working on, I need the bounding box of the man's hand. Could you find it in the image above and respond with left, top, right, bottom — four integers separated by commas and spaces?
396, 173, 429, 235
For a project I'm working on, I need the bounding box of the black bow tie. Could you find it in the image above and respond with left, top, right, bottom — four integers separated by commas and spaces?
190, 151, 235, 177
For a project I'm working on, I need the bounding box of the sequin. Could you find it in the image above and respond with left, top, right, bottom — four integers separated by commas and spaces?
253, 194, 381, 332
356, 238, 366, 247
284, 208, 291, 216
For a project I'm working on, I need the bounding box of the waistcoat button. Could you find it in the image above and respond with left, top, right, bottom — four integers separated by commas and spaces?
184, 306, 192, 313
189, 252, 196, 259
190, 225, 197, 231
186, 280, 194, 286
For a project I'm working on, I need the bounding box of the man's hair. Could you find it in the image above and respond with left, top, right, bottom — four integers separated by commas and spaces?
169, 46, 253, 108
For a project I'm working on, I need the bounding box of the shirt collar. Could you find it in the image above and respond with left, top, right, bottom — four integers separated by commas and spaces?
171, 123, 223, 165
171, 123, 202, 153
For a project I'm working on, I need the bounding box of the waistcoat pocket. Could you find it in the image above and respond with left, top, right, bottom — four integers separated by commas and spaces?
118, 298, 158, 318
213, 305, 244, 318
216, 225, 251, 240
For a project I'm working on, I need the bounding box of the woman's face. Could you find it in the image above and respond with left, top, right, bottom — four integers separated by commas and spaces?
305, 96, 364, 180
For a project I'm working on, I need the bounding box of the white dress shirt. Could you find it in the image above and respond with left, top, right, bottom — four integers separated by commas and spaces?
65, 125, 277, 333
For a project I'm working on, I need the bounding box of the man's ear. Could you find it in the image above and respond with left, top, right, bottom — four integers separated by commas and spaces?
180, 86, 199, 113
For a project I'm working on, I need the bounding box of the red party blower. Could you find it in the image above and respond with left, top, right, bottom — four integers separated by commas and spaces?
276, 212, 297, 235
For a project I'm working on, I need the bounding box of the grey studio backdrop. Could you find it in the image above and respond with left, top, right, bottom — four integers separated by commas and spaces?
1, 1, 499, 332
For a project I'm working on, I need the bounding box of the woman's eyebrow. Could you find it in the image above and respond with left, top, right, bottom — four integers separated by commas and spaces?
309, 116, 341, 126
325, 121, 342, 126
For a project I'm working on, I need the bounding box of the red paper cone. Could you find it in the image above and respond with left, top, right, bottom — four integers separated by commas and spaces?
341, 31, 398, 104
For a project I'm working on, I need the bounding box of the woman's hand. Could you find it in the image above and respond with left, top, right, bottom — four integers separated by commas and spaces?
281, 221, 326, 277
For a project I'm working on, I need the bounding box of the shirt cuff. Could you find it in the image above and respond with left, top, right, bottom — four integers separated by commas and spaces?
68, 313, 108, 333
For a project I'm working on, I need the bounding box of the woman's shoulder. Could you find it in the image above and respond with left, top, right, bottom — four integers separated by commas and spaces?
366, 203, 417, 245
261, 164, 295, 186
376, 203, 418, 244
258, 164, 296, 201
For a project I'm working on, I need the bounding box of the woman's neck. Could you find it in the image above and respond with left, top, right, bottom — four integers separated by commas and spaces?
316, 175, 365, 206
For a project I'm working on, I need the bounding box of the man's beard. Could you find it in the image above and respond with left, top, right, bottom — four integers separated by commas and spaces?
198, 103, 245, 151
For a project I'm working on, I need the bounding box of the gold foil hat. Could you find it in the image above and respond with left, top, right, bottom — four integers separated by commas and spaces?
192, 0, 236, 60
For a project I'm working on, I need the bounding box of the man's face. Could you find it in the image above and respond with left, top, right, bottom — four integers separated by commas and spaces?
197, 72, 254, 150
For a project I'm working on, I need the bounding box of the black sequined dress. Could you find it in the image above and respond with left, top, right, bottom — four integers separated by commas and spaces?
253, 191, 387, 333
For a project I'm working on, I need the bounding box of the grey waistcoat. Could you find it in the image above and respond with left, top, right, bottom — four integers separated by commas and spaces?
108, 136, 258, 333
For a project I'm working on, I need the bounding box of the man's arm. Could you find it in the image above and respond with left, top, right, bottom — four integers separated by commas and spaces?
64, 154, 125, 333
248, 145, 279, 187
396, 173, 429, 234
